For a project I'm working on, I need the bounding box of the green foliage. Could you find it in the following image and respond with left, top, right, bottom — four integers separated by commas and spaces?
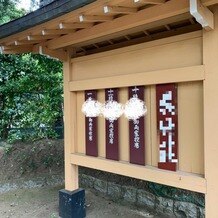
0, 0, 26, 25
0, 1, 63, 142
0, 53, 63, 141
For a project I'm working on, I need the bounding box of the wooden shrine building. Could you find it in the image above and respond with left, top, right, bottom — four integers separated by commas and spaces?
0, 0, 218, 217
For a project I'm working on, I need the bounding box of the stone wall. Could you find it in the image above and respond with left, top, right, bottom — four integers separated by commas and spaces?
79, 167, 205, 218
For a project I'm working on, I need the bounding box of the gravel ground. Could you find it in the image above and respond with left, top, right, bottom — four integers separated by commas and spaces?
0, 185, 157, 218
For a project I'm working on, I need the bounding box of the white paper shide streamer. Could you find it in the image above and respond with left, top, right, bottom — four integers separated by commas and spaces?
102, 100, 123, 121
82, 97, 147, 120
124, 97, 147, 120
82, 98, 102, 117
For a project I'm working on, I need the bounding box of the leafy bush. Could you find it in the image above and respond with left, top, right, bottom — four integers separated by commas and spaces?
0, 54, 63, 141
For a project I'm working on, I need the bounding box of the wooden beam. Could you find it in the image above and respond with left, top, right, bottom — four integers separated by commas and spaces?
103, 6, 137, 14
41, 47, 67, 62
42, 29, 75, 36
71, 154, 206, 194
14, 40, 45, 45
190, 0, 214, 30
69, 65, 205, 91
202, 0, 218, 7
27, 35, 60, 40
59, 22, 93, 30
79, 15, 113, 22
109, 0, 127, 5
33, 44, 67, 61
1, 45, 33, 54
46, 0, 193, 49
133, 0, 166, 4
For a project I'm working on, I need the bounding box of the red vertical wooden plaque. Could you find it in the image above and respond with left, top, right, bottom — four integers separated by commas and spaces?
105, 88, 119, 161
156, 84, 178, 171
129, 86, 145, 165
85, 90, 98, 157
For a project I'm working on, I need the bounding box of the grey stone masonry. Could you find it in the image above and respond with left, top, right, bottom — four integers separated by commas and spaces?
174, 201, 198, 218
122, 185, 137, 204
156, 196, 174, 217
137, 189, 156, 209
79, 173, 205, 218
93, 178, 107, 194
107, 182, 123, 200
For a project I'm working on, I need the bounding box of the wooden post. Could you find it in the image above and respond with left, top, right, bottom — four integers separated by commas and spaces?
203, 5, 218, 217
63, 50, 78, 191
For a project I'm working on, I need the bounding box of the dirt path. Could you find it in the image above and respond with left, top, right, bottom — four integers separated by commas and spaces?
0, 185, 157, 218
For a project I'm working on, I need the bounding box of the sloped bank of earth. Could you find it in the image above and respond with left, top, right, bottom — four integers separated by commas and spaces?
0, 139, 159, 218
0, 139, 64, 192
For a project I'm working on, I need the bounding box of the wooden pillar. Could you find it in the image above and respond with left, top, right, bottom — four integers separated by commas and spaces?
203, 6, 218, 217
63, 51, 78, 191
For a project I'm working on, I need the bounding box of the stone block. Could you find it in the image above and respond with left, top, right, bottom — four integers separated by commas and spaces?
107, 182, 123, 200
80, 174, 95, 189
174, 201, 198, 218
93, 178, 107, 194
136, 189, 155, 209
122, 185, 137, 204
198, 206, 205, 218
156, 196, 174, 217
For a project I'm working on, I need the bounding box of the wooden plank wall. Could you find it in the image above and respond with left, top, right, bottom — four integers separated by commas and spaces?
73, 31, 204, 175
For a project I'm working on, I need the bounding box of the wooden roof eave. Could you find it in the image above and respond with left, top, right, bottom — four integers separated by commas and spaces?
0, 0, 217, 60
45, 0, 217, 50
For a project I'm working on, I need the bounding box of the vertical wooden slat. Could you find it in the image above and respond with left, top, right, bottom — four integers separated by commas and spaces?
150, 86, 159, 167
145, 87, 152, 166
119, 88, 129, 162
129, 86, 145, 165
98, 89, 106, 158
85, 90, 98, 157
105, 88, 119, 160
156, 84, 178, 171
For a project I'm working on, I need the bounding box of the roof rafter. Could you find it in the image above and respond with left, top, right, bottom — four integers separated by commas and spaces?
1, 45, 33, 54
42, 29, 75, 35
59, 22, 93, 29
103, 6, 137, 14
133, 0, 166, 4
46, 0, 192, 49
79, 15, 113, 22
27, 35, 60, 40
14, 40, 46, 45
